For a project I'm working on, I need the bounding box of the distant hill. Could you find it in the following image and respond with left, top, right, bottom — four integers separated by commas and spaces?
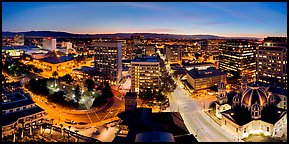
2, 31, 262, 40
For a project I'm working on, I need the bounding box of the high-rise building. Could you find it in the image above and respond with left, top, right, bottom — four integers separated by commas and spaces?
43, 37, 56, 51
131, 56, 160, 94
93, 41, 122, 85
219, 40, 257, 83
257, 37, 287, 89
165, 45, 182, 64
13, 34, 24, 46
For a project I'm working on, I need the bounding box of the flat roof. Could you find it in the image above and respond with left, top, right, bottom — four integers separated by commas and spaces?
135, 132, 175, 142
187, 67, 226, 79
125, 92, 137, 98
2, 93, 34, 110
132, 56, 159, 62
41, 55, 73, 64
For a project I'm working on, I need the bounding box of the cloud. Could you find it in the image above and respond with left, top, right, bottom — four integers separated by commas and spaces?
196, 2, 263, 23
121, 2, 165, 11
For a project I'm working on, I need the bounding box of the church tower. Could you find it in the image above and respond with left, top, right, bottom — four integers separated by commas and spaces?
217, 80, 227, 104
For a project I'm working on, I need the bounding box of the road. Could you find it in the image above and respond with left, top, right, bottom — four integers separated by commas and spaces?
167, 83, 238, 142
157, 51, 237, 142
27, 87, 124, 125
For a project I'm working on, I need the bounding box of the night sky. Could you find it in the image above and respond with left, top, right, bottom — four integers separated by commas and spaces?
2, 2, 287, 38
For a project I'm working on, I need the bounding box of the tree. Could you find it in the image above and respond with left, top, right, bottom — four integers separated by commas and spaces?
62, 74, 73, 84
85, 79, 95, 91
74, 85, 81, 102
52, 71, 58, 79
92, 96, 107, 107
195, 52, 201, 60
48, 91, 66, 103
209, 85, 218, 92
102, 82, 114, 98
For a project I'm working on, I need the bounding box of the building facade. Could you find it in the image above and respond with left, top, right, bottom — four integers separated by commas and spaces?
219, 40, 257, 83
93, 41, 122, 85
213, 76, 287, 140
131, 56, 160, 94
2, 82, 46, 137
165, 45, 182, 64
256, 37, 287, 89
187, 67, 226, 91
43, 37, 56, 51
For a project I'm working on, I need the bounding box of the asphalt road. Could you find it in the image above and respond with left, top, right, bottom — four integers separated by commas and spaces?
167, 84, 238, 142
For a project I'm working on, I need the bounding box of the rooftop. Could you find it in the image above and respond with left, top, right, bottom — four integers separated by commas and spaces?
135, 132, 175, 142
221, 105, 287, 126
125, 92, 137, 98
187, 67, 226, 79
132, 56, 159, 63
114, 108, 195, 142
41, 55, 73, 64
2, 92, 34, 110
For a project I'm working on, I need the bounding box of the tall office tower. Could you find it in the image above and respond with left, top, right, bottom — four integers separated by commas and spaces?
93, 41, 122, 85
219, 40, 257, 83
131, 56, 160, 94
165, 45, 182, 64
43, 37, 57, 51
13, 34, 24, 46
257, 37, 287, 89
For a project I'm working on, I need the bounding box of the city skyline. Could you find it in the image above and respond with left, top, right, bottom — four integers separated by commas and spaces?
2, 2, 287, 38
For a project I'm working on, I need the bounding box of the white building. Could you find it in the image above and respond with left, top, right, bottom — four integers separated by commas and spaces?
214, 75, 287, 140
43, 37, 56, 51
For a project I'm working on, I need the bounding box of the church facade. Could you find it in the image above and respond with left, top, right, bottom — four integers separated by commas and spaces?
214, 75, 287, 139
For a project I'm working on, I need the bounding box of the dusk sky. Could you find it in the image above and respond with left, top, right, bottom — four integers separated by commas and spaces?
2, 2, 287, 38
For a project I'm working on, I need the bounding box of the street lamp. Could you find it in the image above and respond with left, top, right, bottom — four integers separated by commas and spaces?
110, 112, 113, 122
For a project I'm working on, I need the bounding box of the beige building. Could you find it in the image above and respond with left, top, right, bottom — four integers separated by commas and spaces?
31, 55, 76, 77
257, 37, 287, 89
187, 67, 226, 91
131, 56, 160, 94
92, 41, 122, 85
214, 75, 287, 140
165, 45, 182, 64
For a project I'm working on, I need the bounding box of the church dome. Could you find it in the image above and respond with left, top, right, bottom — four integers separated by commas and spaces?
241, 74, 247, 83
241, 83, 268, 108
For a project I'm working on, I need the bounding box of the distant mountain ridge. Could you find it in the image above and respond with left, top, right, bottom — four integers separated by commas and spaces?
2, 31, 262, 40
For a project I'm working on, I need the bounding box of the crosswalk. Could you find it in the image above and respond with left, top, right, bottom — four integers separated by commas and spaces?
20, 77, 30, 85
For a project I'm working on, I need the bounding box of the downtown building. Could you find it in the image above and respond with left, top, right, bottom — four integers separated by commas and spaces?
93, 41, 122, 85
131, 56, 160, 94
13, 34, 25, 46
165, 45, 182, 64
42, 37, 56, 51
219, 40, 257, 83
187, 67, 227, 91
256, 37, 287, 89
2, 82, 47, 137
